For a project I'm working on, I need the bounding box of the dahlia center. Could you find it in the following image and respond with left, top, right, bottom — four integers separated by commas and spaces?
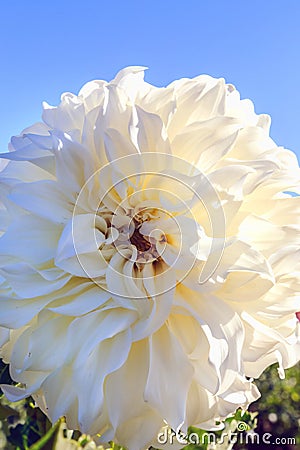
130, 225, 152, 252
111, 207, 168, 264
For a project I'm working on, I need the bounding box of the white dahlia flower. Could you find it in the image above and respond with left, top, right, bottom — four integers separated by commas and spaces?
0, 66, 299, 450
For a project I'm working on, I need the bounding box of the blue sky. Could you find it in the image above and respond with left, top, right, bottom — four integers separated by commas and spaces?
0, 0, 299, 161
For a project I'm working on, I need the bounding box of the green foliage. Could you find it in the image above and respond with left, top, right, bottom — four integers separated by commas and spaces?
0, 397, 54, 450
244, 362, 300, 450
0, 360, 53, 450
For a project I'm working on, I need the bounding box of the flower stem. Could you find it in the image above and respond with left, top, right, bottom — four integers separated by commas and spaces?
28, 419, 61, 450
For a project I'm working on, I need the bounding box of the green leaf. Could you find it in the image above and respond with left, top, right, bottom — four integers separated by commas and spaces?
0, 404, 20, 420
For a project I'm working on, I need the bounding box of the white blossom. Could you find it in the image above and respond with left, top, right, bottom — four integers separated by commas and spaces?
0, 67, 299, 450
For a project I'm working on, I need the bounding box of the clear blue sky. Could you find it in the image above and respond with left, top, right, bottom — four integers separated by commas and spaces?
0, 0, 299, 161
